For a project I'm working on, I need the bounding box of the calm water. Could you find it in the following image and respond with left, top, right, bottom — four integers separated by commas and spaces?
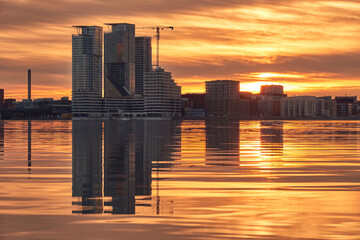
1, 120, 360, 239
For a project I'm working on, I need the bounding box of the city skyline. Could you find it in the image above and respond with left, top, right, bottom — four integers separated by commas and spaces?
1, 1, 360, 100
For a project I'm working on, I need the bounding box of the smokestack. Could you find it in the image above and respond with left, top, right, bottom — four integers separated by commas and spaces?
28, 69, 31, 101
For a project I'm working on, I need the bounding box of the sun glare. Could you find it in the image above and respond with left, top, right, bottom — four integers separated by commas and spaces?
240, 82, 279, 93
256, 72, 304, 79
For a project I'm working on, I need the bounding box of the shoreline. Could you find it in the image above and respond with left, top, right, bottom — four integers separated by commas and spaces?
3, 117, 360, 121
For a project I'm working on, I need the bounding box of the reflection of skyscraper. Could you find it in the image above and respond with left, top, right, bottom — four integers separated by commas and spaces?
0, 121, 4, 161
104, 120, 136, 214
72, 120, 103, 214
205, 120, 239, 166
28, 121, 31, 172
145, 120, 181, 171
104, 23, 136, 98
71, 119, 179, 215
260, 121, 284, 160
134, 121, 152, 196
144, 120, 180, 215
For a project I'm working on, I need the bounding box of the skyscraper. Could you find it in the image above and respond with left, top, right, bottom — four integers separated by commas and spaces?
72, 26, 103, 117
135, 37, 152, 95
104, 23, 135, 98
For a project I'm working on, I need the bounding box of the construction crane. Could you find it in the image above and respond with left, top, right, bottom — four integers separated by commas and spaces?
141, 26, 174, 69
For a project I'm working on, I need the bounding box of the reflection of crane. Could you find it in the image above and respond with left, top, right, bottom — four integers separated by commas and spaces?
141, 26, 174, 69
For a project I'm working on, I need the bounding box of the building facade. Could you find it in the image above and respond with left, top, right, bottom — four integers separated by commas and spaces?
260, 85, 286, 97
280, 96, 317, 117
205, 80, 240, 118
104, 23, 136, 98
144, 68, 181, 118
72, 26, 103, 117
135, 37, 152, 96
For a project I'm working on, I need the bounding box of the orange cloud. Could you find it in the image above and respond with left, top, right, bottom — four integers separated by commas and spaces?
1, 0, 360, 99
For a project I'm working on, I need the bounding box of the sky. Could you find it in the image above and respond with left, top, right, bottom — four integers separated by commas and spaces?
1, 0, 360, 100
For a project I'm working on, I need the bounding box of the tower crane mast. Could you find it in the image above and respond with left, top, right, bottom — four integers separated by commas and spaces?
141, 26, 174, 69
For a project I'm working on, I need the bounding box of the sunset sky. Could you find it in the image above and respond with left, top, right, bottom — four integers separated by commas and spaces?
1, 0, 360, 100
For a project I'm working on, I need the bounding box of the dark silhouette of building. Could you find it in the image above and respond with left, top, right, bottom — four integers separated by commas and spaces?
335, 96, 357, 116
135, 37, 152, 96
0, 89, 4, 106
4, 99, 16, 110
205, 80, 240, 118
182, 93, 205, 109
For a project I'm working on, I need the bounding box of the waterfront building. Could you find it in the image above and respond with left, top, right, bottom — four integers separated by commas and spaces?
205, 80, 240, 118
181, 93, 205, 117
260, 85, 287, 97
143, 68, 182, 118
135, 37, 152, 95
335, 96, 357, 116
316, 96, 337, 118
104, 23, 136, 98
72, 26, 103, 117
280, 96, 317, 117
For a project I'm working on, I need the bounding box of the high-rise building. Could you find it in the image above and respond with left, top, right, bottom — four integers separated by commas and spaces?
144, 68, 182, 118
104, 23, 135, 98
205, 80, 240, 118
72, 26, 103, 117
135, 37, 152, 96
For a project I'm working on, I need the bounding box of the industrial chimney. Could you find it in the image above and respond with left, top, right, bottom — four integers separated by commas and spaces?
28, 69, 31, 101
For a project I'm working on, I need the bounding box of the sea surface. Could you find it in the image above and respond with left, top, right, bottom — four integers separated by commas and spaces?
1, 120, 360, 239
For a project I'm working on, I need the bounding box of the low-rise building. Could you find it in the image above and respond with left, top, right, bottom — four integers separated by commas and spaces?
205, 80, 240, 118
281, 96, 317, 117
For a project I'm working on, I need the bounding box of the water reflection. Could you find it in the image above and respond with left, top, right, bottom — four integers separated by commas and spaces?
72, 120, 103, 214
72, 120, 180, 215
27, 121, 31, 173
0, 121, 4, 161
205, 120, 239, 166
104, 121, 135, 214
4, 120, 360, 239
260, 121, 283, 162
